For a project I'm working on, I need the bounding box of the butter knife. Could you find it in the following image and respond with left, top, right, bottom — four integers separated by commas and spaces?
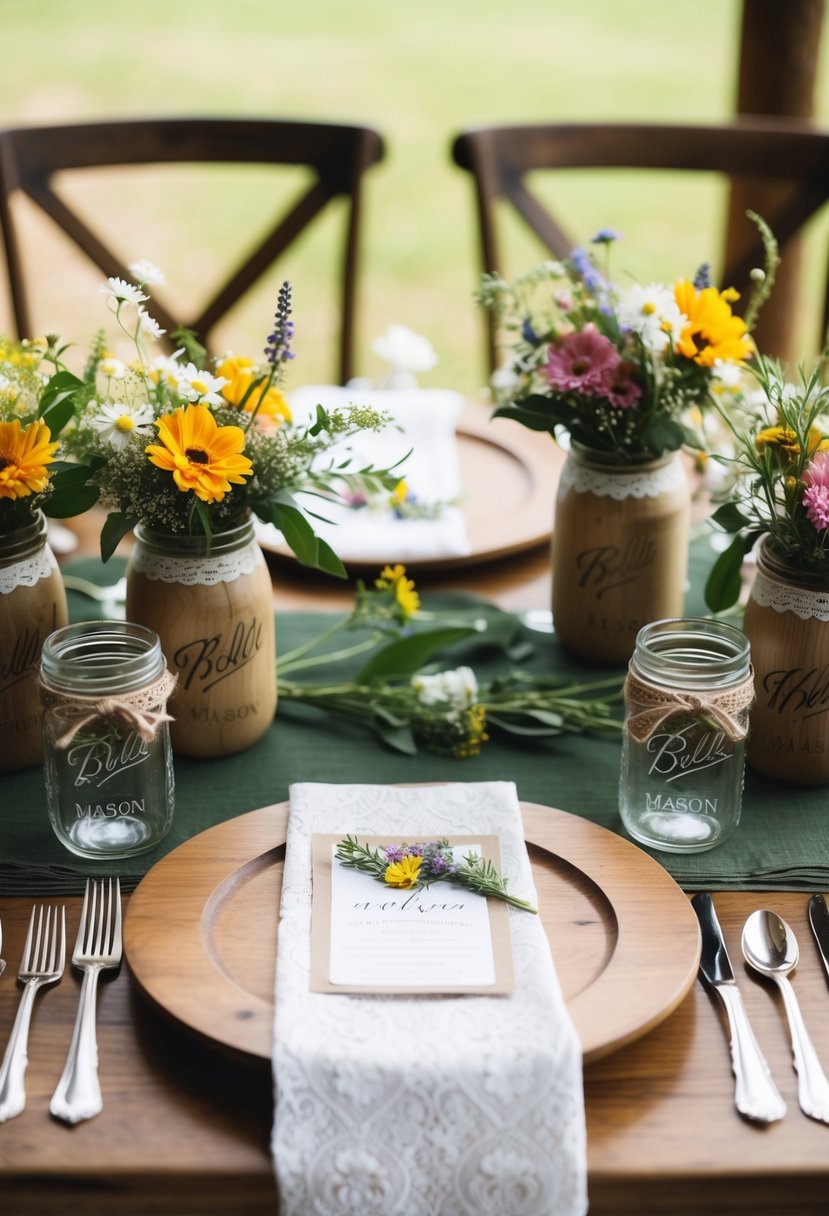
808, 894, 829, 983
691, 892, 787, 1124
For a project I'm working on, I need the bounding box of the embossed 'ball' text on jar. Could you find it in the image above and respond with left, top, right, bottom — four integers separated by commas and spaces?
551, 446, 690, 665
619, 617, 754, 853
125, 513, 277, 758
742, 541, 829, 785
0, 511, 68, 772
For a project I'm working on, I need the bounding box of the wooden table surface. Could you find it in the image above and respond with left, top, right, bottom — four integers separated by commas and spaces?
2, 526, 829, 1215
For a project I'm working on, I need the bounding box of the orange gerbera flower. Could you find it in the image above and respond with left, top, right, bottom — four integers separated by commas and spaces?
0, 418, 58, 500
146, 404, 253, 503
674, 280, 754, 367
216, 355, 292, 426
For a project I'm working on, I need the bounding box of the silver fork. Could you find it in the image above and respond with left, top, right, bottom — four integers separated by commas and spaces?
50, 878, 122, 1124
0, 904, 66, 1122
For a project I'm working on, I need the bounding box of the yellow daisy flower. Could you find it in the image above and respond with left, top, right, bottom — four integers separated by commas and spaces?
146, 404, 253, 503
375, 563, 420, 618
384, 854, 422, 889
216, 355, 292, 425
0, 418, 58, 500
755, 425, 829, 464
674, 279, 754, 367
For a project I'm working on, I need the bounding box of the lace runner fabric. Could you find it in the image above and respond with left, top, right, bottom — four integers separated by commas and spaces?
271, 781, 587, 1216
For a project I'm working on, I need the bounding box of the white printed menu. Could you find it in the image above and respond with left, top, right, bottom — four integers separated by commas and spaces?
309, 834, 514, 994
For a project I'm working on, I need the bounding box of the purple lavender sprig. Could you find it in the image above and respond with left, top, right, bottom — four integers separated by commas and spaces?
264, 280, 296, 371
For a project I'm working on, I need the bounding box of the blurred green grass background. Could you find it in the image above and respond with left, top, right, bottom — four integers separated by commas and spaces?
0, 0, 826, 393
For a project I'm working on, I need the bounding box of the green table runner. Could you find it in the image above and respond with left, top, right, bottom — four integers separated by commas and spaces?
2, 544, 827, 895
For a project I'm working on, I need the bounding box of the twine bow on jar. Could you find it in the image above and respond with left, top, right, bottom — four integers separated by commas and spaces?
623, 669, 755, 745
40, 670, 178, 749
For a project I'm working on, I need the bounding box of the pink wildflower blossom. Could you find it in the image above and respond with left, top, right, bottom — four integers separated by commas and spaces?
803, 451, 829, 531
603, 361, 643, 409
545, 323, 620, 395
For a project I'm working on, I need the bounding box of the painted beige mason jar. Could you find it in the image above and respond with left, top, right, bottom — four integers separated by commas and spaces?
0, 511, 68, 772
125, 514, 276, 758
742, 542, 829, 785
551, 446, 690, 664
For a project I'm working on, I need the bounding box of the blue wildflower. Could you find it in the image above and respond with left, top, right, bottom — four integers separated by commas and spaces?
568, 246, 606, 295
521, 317, 540, 345
264, 281, 296, 367
590, 227, 623, 245
693, 262, 712, 290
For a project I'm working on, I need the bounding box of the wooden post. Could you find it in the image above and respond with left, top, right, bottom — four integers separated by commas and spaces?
725, 0, 825, 361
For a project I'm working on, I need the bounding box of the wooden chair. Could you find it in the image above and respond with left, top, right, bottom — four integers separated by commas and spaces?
451, 118, 829, 373
0, 117, 385, 384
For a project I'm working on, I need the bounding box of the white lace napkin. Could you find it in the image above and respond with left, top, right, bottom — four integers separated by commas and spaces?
271, 781, 587, 1216
256, 385, 471, 561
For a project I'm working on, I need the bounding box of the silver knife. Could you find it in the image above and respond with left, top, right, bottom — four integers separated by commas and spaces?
691, 892, 787, 1124
808, 894, 829, 983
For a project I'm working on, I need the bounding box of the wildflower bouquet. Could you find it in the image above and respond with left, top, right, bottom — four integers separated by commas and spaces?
0, 335, 73, 535
277, 563, 622, 757
335, 835, 537, 912
704, 358, 829, 611
50, 266, 399, 576
479, 224, 770, 464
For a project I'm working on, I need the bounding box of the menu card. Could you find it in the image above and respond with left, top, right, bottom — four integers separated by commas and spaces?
309, 833, 515, 994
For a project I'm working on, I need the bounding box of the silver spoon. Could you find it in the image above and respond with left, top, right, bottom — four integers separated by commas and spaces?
742, 909, 829, 1124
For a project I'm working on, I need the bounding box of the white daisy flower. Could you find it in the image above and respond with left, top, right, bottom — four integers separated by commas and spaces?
97, 356, 128, 380
175, 362, 228, 406
412, 666, 478, 712
137, 307, 166, 340
88, 400, 155, 450
149, 350, 185, 390
128, 258, 166, 286
99, 277, 148, 307
617, 283, 684, 352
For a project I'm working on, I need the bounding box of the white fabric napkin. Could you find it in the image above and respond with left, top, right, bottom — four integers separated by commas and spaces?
271, 781, 587, 1216
256, 385, 471, 561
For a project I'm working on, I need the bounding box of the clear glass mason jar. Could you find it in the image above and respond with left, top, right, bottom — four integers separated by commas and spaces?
0, 510, 68, 772
619, 618, 753, 853
125, 513, 276, 758
41, 621, 175, 859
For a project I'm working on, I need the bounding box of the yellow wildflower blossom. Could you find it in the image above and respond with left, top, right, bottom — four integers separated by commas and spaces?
384, 854, 423, 889
146, 404, 253, 503
674, 280, 754, 367
0, 418, 58, 499
375, 563, 420, 618
755, 425, 829, 465
216, 355, 292, 425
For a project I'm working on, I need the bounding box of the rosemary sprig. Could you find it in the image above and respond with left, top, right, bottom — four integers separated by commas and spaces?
335, 835, 537, 913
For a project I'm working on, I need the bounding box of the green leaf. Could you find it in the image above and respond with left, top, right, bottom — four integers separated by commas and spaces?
641, 415, 686, 455
37, 370, 83, 435
704, 533, 757, 612
492, 399, 558, 435
356, 625, 479, 681
486, 712, 564, 737
373, 720, 418, 754
100, 511, 138, 562
192, 498, 212, 547
44, 463, 100, 518
709, 501, 751, 533
270, 501, 347, 578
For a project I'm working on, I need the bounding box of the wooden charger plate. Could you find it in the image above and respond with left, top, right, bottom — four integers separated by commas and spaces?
257, 408, 564, 573
124, 801, 700, 1066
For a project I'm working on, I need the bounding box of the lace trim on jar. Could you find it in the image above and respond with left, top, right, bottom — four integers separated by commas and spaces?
562, 452, 685, 500
130, 542, 264, 586
751, 568, 829, 623
0, 546, 58, 596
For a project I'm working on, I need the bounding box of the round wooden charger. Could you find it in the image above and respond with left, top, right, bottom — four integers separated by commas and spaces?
124, 801, 700, 1066
257, 408, 564, 573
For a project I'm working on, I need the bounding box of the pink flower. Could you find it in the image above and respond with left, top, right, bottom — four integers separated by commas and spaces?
545, 323, 621, 395
603, 361, 643, 410
803, 451, 829, 531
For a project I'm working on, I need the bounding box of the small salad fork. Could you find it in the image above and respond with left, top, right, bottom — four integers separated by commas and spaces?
0, 904, 66, 1122
50, 878, 122, 1124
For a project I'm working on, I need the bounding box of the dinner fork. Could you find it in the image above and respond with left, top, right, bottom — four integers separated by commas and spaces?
50, 878, 122, 1124
0, 904, 66, 1122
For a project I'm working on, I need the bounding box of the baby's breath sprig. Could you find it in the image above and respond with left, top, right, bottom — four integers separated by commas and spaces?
335, 835, 537, 913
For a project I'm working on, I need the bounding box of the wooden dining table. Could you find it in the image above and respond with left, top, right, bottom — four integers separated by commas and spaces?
2, 522, 829, 1216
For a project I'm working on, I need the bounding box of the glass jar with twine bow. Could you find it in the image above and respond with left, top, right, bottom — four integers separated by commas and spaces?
40, 621, 176, 859
618, 618, 754, 853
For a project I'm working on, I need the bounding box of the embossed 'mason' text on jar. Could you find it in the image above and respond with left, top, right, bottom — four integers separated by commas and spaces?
125, 514, 276, 758
40, 621, 176, 859
619, 618, 753, 853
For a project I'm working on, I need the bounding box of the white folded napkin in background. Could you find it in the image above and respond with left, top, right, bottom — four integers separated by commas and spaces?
272, 781, 587, 1216
256, 385, 471, 562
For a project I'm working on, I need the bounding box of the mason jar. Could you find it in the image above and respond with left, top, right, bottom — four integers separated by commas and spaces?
619, 618, 754, 852
125, 513, 276, 758
41, 621, 175, 859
